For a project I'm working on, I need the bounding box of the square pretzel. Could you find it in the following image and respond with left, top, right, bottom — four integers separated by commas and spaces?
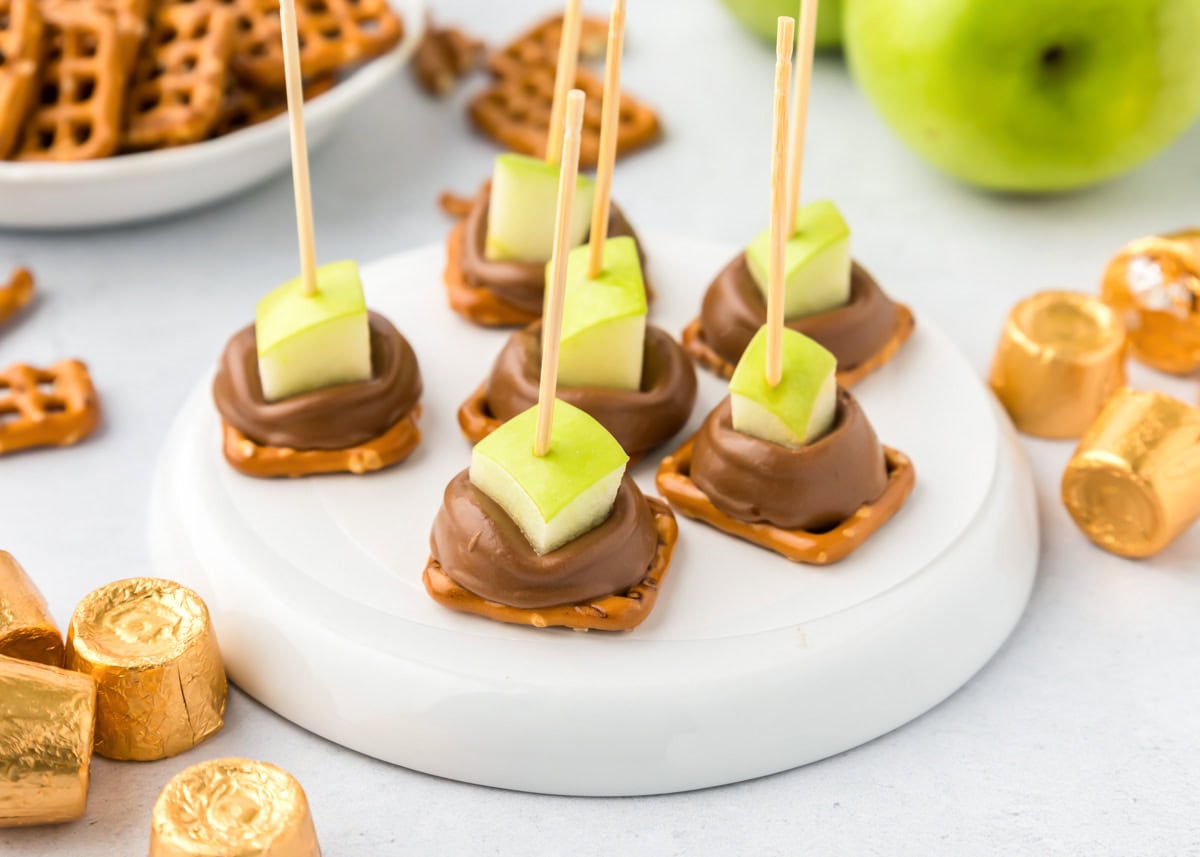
0, 0, 44, 158
0, 360, 101, 455
486, 13, 608, 79
423, 496, 679, 632
656, 437, 915, 565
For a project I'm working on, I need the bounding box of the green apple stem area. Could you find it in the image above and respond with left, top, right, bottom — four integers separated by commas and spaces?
470, 400, 630, 554
719, 0, 1200, 192
730, 327, 838, 447
255, 260, 373, 402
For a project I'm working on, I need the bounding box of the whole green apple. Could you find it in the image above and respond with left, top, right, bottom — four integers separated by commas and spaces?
719, 0, 842, 50
844, 0, 1200, 192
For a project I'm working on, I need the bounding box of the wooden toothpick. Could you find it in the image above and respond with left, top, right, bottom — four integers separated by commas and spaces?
785, 0, 818, 233
766, 16, 794, 389
586, 0, 626, 279
279, 0, 319, 296
544, 0, 583, 166
535, 90, 587, 457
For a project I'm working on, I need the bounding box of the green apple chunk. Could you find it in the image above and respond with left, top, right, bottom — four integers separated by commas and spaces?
555, 236, 648, 390
729, 326, 838, 448
255, 260, 372, 402
844, 0, 1200, 192
470, 400, 629, 555
485, 154, 596, 264
746, 200, 852, 320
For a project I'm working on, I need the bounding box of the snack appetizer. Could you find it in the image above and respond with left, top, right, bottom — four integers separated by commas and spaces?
444, 0, 648, 327
658, 16, 913, 564
681, 6, 912, 386
212, 1, 420, 478
458, 0, 696, 457
427, 89, 678, 631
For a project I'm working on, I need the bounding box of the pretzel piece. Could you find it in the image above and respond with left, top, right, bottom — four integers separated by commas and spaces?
0, 0, 43, 158
221, 406, 421, 478
681, 303, 916, 388
487, 13, 608, 78
656, 438, 915, 565
15, 3, 126, 161
123, 1, 236, 149
229, 0, 402, 89
442, 217, 542, 327
423, 497, 678, 631
412, 22, 483, 96
469, 63, 660, 168
0, 360, 100, 455
210, 73, 333, 138
0, 268, 35, 326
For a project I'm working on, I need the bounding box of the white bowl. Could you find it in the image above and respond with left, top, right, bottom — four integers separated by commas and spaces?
0, 0, 424, 231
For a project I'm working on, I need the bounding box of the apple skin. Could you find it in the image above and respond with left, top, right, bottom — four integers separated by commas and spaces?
844, 0, 1200, 192
719, 0, 842, 50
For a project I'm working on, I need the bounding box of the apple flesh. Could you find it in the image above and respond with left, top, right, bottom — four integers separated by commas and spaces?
844, 0, 1200, 192
470, 400, 629, 555
746, 200, 851, 320
719, 0, 843, 49
729, 326, 838, 447
556, 236, 648, 390
256, 260, 372, 402
485, 153, 596, 264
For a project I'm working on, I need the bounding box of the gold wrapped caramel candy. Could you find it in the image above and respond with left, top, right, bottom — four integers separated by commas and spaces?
150, 758, 322, 857
65, 578, 227, 761
989, 291, 1126, 439
0, 655, 97, 827
0, 551, 64, 667
1063, 388, 1200, 558
1101, 229, 1200, 375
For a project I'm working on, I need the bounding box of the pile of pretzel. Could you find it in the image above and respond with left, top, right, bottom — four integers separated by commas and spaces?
0, 0, 403, 161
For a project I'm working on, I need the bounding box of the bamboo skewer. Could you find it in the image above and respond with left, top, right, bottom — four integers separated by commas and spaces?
766, 17, 795, 388
280, 0, 319, 296
586, 0, 627, 279
535, 90, 587, 457
785, 0, 819, 233
545, 0, 583, 166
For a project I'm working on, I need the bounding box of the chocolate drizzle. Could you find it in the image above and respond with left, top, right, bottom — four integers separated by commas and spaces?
458, 185, 645, 317
691, 393, 888, 531
431, 472, 658, 609
484, 323, 697, 455
213, 312, 422, 451
700, 253, 900, 371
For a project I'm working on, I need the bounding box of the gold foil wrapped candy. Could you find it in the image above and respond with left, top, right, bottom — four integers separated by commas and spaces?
150, 758, 322, 857
989, 291, 1127, 439
0, 655, 97, 827
65, 578, 227, 761
0, 551, 64, 667
1062, 388, 1200, 558
1101, 229, 1200, 375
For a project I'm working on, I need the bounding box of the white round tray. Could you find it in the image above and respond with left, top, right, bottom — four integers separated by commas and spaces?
0, 0, 423, 231
149, 234, 1039, 796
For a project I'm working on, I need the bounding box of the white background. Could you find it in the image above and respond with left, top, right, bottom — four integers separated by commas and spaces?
1, 1, 1198, 853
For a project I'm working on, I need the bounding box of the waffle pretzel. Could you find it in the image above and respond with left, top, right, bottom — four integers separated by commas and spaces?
228, 0, 402, 89
124, 1, 236, 150
47, 0, 150, 74
442, 217, 542, 327
681, 303, 916, 388
656, 438, 915, 565
469, 63, 660, 168
0, 360, 100, 455
486, 13, 608, 79
0, 267, 35, 326
210, 74, 333, 138
0, 0, 43, 158
221, 406, 421, 478
412, 20, 483, 97
15, 3, 126, 161
423, 496, 678, 632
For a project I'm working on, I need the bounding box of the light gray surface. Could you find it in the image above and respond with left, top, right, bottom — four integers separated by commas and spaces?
1, 2, 1198, 854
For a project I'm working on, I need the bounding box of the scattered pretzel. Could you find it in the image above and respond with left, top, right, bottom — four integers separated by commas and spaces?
0, 360, 101, 455
487, 13, 608, 78
412, 21, 484, 97
0, 268, 35, 327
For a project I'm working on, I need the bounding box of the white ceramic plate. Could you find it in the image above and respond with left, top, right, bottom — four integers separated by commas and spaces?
0, 0, 424, 231
150, 235, 1040, 795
